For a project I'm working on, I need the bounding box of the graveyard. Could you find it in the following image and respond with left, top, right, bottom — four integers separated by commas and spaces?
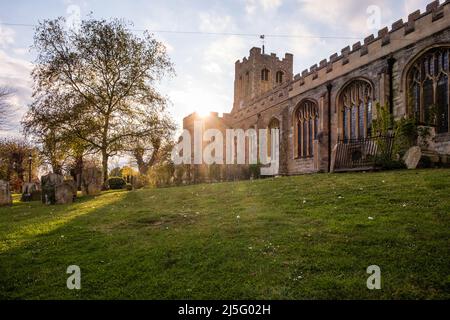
0, 169, 449, 299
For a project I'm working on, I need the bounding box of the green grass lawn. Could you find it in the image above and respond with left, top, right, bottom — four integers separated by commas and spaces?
0, 169, 449, 300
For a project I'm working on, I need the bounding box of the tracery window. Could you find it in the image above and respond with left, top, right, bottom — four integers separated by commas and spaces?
294, 100, 319, 158
407, 47, 450, 134
339, 80, 373, 140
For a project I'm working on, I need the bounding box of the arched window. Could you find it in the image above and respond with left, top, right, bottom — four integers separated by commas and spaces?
407, 47, 450, 134
294, 100, 319, 158
276, 71, 284, 84
267, 118, 280, 158
261, 68, 270, 81
339, 80, 373, 141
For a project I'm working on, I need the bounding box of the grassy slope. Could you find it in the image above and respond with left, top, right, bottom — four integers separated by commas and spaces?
0, 169, 449, 300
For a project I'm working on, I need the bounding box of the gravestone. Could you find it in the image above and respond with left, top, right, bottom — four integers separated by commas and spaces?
0, 180, 12, 207
41, 174, 77, 205
403, 146, 422, 169
55, 182, 75, 205
41, 173, 64, 205
63, 179, 77, 199
21, 182, 42, 202
81, 167, 103, 196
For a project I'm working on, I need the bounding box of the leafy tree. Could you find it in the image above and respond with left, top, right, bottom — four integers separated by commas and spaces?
109, 167, 122, 177
25, 17, 174, 186
0, 138, 39, 191
126, 112, 175, 175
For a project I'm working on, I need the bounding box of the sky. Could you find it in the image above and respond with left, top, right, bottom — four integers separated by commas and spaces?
0, 0, 432, 138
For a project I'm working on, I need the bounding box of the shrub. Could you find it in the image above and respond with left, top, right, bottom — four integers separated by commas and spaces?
147, 162, 175, 188
418, 155, 433, 169
209, 163, 221, 182
108, 177, 126, 190
249, 163, 261, 179
375, 158, 407, 171
125, 183, 133, 191
394, 116, 419, 156
174, 165, 186, 185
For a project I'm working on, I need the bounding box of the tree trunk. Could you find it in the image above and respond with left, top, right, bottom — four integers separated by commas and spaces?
101, 150, 109, 190
75, 155, 83, 191
135, 152, 149, 175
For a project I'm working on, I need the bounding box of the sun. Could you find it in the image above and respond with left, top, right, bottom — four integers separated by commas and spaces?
196, 108, 211, 118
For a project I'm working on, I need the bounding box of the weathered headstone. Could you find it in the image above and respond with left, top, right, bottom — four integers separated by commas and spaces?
55, 182, 75, 205
64, 180, 78, 199
403, 146, 422, 169
0, 180, 12, 207
81, 167, 103, 196
41, 173, 64, 205
21, 182, 42, 202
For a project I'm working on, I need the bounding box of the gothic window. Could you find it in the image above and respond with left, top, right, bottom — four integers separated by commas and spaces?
294, 100, 319, 158
302, 119, 308, 157
407, 47, 450, 133
261, 68, 270, 81
276, 71, 284, 84
339, 80, 373, 141
358, 102, 365, 137
343, 108, 348, 140
350, 106, 357, 139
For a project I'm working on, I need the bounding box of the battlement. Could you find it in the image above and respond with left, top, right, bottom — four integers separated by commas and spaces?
235, 47, 294, 66
183, 112, 232, 131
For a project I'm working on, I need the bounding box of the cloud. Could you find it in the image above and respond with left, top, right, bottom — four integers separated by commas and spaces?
298, 0, 395, 36
403, 0, 430, 18
202, 36, 246, 75
245, 0, 283, 15
198, 13, 234, 33
0, 24, 15, 48
260, 0, 283, 11
0, 50, 33, 136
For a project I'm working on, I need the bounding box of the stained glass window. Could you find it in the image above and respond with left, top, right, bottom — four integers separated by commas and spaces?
339, 80, 373, 140
408, 47, 450, 133
295, 100, 319, 158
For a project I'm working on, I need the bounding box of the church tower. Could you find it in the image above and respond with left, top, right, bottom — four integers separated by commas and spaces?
233, 47, 293, 112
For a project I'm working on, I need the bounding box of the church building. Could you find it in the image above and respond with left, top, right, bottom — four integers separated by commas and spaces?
183, 0, 450, 176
